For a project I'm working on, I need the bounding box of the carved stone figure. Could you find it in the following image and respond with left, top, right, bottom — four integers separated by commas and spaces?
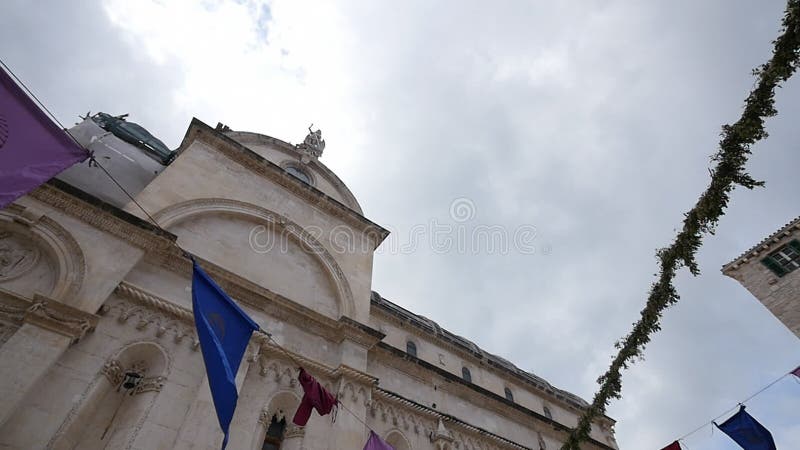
0, 231, 39, 281
296, 125, 325, 158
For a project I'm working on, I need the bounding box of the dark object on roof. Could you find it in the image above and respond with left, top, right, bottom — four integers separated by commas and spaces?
92, 112, 172, 164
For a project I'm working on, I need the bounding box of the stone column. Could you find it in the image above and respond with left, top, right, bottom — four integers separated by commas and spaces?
328, 368, 374, 450
280, 424, 305, 450
174, 339, 258, 449
327, 321, 382, 450
0, 293, 97, 428
227, 343, 267, 450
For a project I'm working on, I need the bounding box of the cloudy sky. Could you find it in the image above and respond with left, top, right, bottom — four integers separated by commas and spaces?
2, 0, 798, 448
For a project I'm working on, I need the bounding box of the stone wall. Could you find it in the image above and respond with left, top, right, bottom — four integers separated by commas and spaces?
723, 218, 800, 338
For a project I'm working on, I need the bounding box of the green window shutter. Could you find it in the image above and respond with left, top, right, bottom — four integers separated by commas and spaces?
787, 239, 800, 253
761, 255, 788, 277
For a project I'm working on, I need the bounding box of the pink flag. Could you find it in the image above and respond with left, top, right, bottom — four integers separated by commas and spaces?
363, 431, 394, 450
0, 66, 87, 208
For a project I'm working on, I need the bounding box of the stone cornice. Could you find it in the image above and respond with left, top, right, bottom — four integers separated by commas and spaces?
27, 180, 177, 252
175, 118, 389, 249
722, 216, 800, 274
115, 282, 193, 322
339, 316, 386, 348
114, 281, 379, 387
0, 289, 98, 343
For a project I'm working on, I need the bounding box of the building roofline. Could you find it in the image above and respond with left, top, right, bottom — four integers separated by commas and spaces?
174, 118, 390, 248
370, 291, 616, 425
722, 215, 800, 273
221, 130, 364, 214
375, 344, 616, 450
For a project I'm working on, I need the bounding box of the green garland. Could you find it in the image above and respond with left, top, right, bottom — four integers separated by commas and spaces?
561, 1, 800, 448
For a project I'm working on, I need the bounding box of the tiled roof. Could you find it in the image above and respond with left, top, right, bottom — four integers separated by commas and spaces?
722, 216, 800, 272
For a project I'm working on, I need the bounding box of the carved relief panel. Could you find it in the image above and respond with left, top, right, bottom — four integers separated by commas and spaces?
0, 230, 56, 299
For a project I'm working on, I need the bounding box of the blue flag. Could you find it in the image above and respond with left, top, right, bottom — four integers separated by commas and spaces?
192, 260, 259, 449
715, 405, 776, 450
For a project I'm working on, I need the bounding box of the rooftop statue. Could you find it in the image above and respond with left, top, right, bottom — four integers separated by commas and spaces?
296, 124, 325, 158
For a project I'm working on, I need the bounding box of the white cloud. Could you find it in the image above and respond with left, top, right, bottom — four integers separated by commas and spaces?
3, 0, 799, 448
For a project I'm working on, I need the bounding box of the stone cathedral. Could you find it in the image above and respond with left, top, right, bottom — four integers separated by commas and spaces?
0, 114, 618, 449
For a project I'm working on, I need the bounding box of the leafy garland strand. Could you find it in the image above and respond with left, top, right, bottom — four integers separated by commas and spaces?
561, 1, 800, 448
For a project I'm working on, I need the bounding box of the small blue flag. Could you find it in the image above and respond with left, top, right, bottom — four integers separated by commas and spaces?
715, 405, 776, 450
192, 260, 259, 449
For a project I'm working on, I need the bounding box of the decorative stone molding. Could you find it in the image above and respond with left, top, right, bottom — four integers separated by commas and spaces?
0, 203, 86, 301
115, 282, 193, 322
27, 181, 177, 253
370, 398, 429, 436
432, 418, 454, 445
0, 290, 98, 343
150, 197, 356, 317
105, 288, 198, 351
101, 358, 165, 395
373, 388, 532, 450
339, 381, 370, 406
258, 408, 273, 425
0, 230, 40, 280
338, 315, 385, 348
332, 364, 378, 386
284, 424, 305, 439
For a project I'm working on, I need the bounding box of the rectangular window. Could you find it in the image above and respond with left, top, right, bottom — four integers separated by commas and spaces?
761, 239, 800, 277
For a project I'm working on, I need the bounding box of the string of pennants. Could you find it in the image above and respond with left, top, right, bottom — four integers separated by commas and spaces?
3, 54, 799, 450
660, 366, 800, 450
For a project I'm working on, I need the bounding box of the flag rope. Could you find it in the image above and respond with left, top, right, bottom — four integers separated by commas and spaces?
671, 369, 794, 445
261, 332, 378, 436
0, 57, 172, 241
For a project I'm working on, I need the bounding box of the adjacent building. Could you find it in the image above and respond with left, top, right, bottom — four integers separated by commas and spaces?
0, 114, 618, 449
723, 216, 800, 338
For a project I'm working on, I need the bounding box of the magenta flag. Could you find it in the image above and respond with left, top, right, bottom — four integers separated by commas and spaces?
363, 431, 394, 450
0, 66, 87, 208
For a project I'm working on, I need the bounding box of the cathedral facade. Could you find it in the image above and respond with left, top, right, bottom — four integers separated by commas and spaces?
0, 115, 618, 449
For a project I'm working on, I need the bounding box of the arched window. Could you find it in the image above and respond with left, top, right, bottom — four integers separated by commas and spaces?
406, 340, 417, 357
461, 366, 472, 383
262, 416, 286, 450
543, 406, 553, 420
285, 166, 312, 184
504, 387, 514, 402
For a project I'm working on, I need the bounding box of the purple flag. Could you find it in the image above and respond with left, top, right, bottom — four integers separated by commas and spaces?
0, 66, 87, 208
791, 365, 800, 378
363, 431, 394, 450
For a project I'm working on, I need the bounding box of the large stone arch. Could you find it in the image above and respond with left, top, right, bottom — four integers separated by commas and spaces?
152, 198, 354, 317
0, 204, 85, 302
